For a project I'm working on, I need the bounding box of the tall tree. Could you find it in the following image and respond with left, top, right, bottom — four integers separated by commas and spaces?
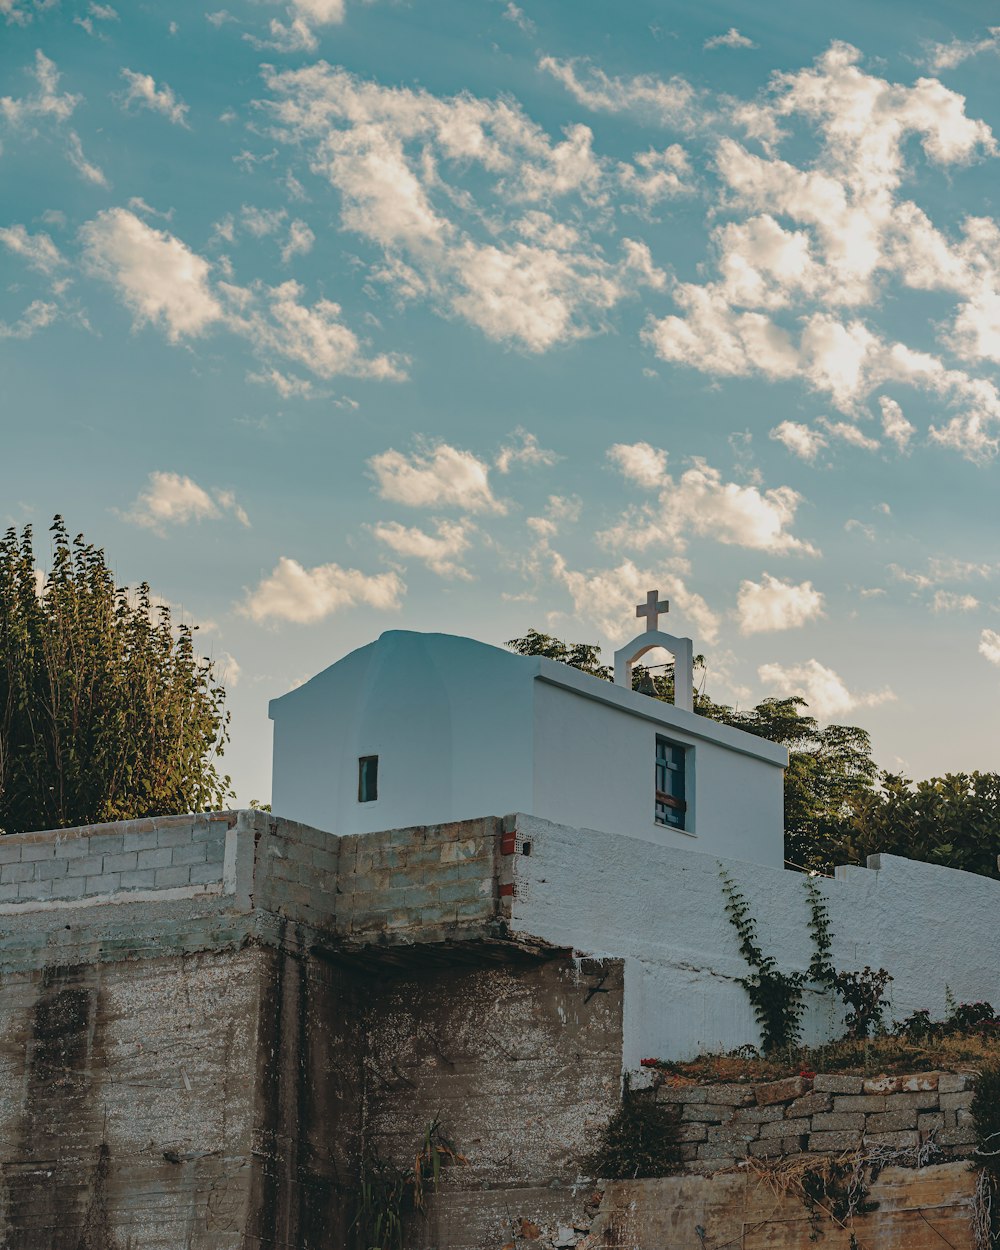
0, 518, 232, 834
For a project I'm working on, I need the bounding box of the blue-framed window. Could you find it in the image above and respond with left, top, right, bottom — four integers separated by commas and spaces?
358, 755, 378, 803
655, 737, 687, 829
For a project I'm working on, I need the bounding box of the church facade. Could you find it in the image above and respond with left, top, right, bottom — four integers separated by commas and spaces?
269, 628, 788, 868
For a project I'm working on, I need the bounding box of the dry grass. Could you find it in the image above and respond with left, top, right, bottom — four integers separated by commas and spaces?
651, 1033, 1000, 1085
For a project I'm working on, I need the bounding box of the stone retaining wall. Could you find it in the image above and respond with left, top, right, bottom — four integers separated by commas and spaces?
652, 1070, 977, 1170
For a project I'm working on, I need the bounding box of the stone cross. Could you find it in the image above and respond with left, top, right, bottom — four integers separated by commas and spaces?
636, 590, 669, 634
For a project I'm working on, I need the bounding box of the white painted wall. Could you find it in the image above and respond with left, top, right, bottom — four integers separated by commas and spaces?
269, 630, 786, 866
509, 814, 1000, 1068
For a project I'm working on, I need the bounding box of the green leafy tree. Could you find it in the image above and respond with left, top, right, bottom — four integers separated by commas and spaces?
840, 771, 1000, 880
506, 630, 876, 873
0, 518, 232, 834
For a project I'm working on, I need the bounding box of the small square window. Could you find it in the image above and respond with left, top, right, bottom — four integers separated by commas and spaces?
655, 737, 687, 830
358, 755, 378, 803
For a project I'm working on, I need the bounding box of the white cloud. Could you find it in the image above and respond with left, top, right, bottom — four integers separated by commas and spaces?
550, 553, 719, 644
66, 130, 108, 186
538, 56, 700, 130
607, 441, 668, 488
603, 457, 818, 556
0, 224, 64, 273
502, 2, 534, 34
818, 418, 880, 451
737, 574, 825, 634
704, 28, 756, 51
118, 68, 190, 127
526, 494, 581, 538
81, 208, 222, 340
980, 628, 1000, 666
879, 396, 915, 452
121, 471, 250, 533
495, 428, 558, 474
769, 421, 827, 461
758, 658, 896, 720
260, 64, 663, 351
281, 218, 315, 263
75, 2, 119, 35
214, 651, 241, 687
923, 27, 1000, 73
369, 442, 505, 513
932, 590, 979, 612
372, 519, 473, 579
246, 368, 314, 398
618, 144, 695, 203
1, 51, 79, 125
245, 556, 402, 625
0, 300, 58, 340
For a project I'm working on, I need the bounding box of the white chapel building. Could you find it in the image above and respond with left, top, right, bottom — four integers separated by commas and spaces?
269, 593, 788, 868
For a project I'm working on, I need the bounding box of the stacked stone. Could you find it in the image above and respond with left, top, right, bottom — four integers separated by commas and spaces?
654, 1071, 977, 1171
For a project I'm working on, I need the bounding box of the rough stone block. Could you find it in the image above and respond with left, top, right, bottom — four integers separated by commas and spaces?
707, 1084, 756, 1106
865, 1110, 918, 1133
755, 1076, 810, 1106
731, 1105, 785, 1125
883, 1090, 941, 1111
760, 1118, 810, 1139
681, 1104, 730, 1124
808, 1130, 862, 1151
673, 1123, 708, 1143
938, 1073, 970, 1093
833, 1095, 886, 1113
103, 851, 138, 874
657, 1086, 707, 1104
940, 1092, 974, 1113
863, 1072, 937, 1094
864, 1130, 919, 1149
813, 1074, 863, 1094
788, 1092, 832, 1116
918, 1112, 945, 1134
811, 1112, 865, 1132
705, 1126, 757, 1148
21, 842, 55, 862
697, 1141, 744, 1160
937, 1125, 977, 1147
155, 865, 190, 888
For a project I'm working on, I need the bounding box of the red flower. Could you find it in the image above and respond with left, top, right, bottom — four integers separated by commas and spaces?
640, 1057, 660, 1067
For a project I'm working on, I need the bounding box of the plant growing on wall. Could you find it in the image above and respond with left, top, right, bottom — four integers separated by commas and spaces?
720, 871, 808, 1053
585, 1076, 683, 1179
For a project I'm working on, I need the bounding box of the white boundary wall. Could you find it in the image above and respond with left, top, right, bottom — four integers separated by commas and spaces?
508, 815, 1000, 1068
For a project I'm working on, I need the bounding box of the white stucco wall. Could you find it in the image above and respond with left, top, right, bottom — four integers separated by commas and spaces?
509, 814, 1000, 1068
269, 630, 786, 864
269, 631, 537, 834
532, 675, 785, 867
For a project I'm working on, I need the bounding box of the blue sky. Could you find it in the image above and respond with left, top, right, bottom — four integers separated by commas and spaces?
3, 0, 1000, 803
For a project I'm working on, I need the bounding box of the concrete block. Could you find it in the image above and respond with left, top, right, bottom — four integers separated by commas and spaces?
18, 879, 52, 899
67, 854, 104, 877
86, 873, 119, 893
89, 833, 124, 855
833, 1095, 886, 1113
0, 882, 20, 901
120, 870, 157, 890
21, 842, 55, 862
54, 837, 86, 858
155, 865, 191, 888
808, 1130, 863, 1151
1, 863, 36, 885
103, 851, 138, 874
157, 827, 195, 848
813, 1074, 863, 1093
123, 830, 159, 852
50, 877, 86, 900
0, 842, 22, 865
137, 847, 173, 870
938, 1073, 970, 1093
36, 858, 68, 880
171, 842, 208, 866
189, 862, 223, 885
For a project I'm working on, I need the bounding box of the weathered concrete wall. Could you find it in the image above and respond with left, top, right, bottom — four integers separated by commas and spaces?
582, 1164, 979, 1249
506, 814, 1000, 1062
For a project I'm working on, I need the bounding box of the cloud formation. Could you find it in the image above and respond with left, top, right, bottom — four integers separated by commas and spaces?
372, 519, 473, 579
369, 442, 505, 513
758, 658, 896, 719
122, 471, 250, 533
246, 556, 403, 624
737, 574, 825, 634
118, 69, 190, 126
